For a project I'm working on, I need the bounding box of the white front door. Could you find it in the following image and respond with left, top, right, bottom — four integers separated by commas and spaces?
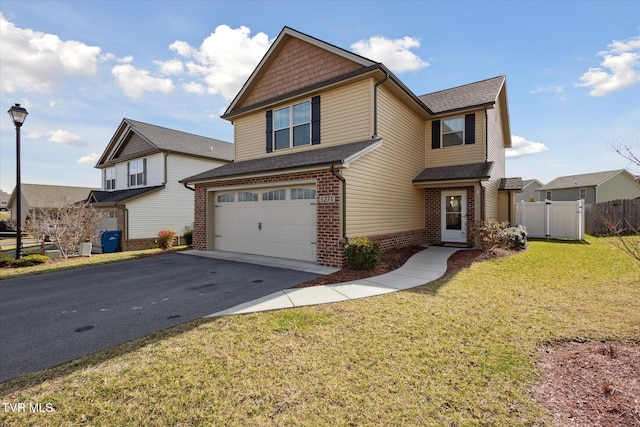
441, 190, 467, 243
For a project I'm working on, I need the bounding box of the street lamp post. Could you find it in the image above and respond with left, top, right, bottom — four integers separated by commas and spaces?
7, 103, 28, 259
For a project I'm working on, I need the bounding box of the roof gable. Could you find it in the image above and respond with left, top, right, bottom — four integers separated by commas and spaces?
538, 169, 633, 190
96, 119, 234, 167
419, 75, 506, 114
225, 27, 376, 115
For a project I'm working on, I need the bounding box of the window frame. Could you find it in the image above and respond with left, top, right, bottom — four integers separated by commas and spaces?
216, 193, 235, 203
238, 191, 258, 202
104, 167, 116, 190
546, 191, 552, 201
128, 159, 146, 187
441, 117, 465, 148
262, 189, 286, 201
579, 188, 587, 200
273, 100, 311, 150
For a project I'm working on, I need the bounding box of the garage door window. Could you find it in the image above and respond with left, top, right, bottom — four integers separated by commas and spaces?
238, 191, 258, 202
291, 188, 316, 200
217, 193, 234, 203
262, 189, 286, 201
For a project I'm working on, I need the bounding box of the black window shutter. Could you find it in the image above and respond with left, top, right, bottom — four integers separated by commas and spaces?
127, 162, 130, 187
311, 96, 320, 145
465, 113, 475, 145
142, 158, 147, 185
431, 120, 441, 149
265, 110, 273, 153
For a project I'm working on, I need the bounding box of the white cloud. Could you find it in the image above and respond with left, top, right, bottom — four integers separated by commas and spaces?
183, 81, 206, 94
26, 129, 87, 146
0, 12, 102, 93
155, 58, 184, 75
576, 36, 640, 96
351, 35, 429, 73
167, 25, 271, 100
506, 135, 549, 158
77, 152, 100, 165
530, 85, 567, 101
112, 63, 175, 98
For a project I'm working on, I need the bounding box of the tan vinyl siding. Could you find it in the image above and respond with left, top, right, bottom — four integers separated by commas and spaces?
598, 173, 640, 202
233, 79, 373, 162
343, 86, 424, 237
425, 109, 486, 168
485, 103, 507, 220
497, 191, 510, 223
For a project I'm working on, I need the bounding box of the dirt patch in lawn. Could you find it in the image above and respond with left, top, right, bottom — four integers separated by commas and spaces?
533, 340, 640, 426
294, 245, 501, 288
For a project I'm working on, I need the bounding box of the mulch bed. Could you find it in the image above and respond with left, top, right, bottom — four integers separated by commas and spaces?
533, 341, 640, 426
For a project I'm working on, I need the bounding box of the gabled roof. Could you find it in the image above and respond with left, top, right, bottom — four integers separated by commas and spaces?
499, 177, 523, 191
182, 139, 381, 183
413, 162, 494, 183
537, 169, 635, 190
88, 186, 164, 205
522, 179, 543, 189
96, 119, 234, 167
8, 184, 98, 208
419, 76, 506, 114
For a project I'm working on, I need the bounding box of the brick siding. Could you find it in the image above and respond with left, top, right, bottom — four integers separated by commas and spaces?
424, 187, 476, 246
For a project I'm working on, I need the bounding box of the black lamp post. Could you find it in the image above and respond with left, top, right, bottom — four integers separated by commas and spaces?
8, 103, 28, 259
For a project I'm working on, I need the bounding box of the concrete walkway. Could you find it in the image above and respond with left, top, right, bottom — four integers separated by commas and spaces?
203, 246, 458, 317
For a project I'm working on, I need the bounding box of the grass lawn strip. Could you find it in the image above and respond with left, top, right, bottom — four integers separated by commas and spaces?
0, 236, 638, 426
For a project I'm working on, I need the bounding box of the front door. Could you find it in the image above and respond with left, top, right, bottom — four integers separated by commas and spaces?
441, 190, 467, 243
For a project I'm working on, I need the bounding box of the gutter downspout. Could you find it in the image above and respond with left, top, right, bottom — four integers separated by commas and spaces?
372, 71, 389, 138
330, 164, 347, 241
183, 183, 195, 192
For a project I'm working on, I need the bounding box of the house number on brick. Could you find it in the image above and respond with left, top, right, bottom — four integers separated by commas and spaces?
317, 195, 335, 203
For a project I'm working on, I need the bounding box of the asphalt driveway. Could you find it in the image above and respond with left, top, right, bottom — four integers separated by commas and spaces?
0, 253, 320, 383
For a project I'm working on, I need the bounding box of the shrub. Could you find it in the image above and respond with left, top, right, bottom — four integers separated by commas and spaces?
498, 225, 527, 250
0, 220, 9, 232
183, 228, 193, 246
12, 254, 49, 268
0, 252, 13, 268
157, 230, 176, 250
344, 237, 382, 270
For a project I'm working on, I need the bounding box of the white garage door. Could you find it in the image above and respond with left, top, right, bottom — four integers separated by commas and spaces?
213, 186, 317, 262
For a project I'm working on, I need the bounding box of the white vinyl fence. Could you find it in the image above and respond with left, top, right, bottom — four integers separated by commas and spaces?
516, 200, 585, 240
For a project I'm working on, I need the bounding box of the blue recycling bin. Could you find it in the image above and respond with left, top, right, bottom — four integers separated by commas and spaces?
101, 230, 122, 253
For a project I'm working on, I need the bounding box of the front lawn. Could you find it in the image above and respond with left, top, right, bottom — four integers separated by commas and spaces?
1, 236, 638, 426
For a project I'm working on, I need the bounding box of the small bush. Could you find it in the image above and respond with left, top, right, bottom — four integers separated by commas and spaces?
498, 225, 527, 250
157, 230, 176, 250
344, 237, 382, 270
183, 228, 193, 246
12, 254, 49, 268
0, 252, 14, 268
473, 220, 527, 252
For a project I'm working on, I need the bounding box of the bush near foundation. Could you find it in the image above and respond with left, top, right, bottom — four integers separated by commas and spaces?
344, 237, 382, 270
473, 220, 527, 252
183, 228, 193, 246
157, 230, 176, 250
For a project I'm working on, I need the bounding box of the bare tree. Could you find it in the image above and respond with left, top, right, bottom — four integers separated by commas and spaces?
594, 210, 640, 263
23, 197, 102, 259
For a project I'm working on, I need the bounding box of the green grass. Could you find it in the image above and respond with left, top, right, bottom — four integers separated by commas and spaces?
0, 247, 187, 280
1, 236, 638, 426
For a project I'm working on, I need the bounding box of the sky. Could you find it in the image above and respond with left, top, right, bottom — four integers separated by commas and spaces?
1, 0, 639, 194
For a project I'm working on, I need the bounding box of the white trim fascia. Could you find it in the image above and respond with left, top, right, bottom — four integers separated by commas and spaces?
206, 179, 317, 193
413, 179, 484, 189
190, 165, 338, 185
342, 139, 383, 167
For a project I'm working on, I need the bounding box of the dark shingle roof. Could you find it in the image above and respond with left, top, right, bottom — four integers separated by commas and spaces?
419, 76, 505, 114
124, 119, 234, 161
182, 139, 381, 183
89, 186, 164, 204
413, 162, 494, 183
537, 170, 628, 190
499, 177, 523, 191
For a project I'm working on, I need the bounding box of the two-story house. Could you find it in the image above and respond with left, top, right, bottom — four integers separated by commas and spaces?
182, 27, 521, 267
90, 118, 234, 250
536, 169, 639, 203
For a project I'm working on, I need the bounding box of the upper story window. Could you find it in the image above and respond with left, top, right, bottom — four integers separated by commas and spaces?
266, 96, 320, 153
104, 167, 116, 190
274, 101, 311, 150
431, 113, 476, 149
579, 188, 587, 199
128, 159, 146, 187
546, 191, 552, 201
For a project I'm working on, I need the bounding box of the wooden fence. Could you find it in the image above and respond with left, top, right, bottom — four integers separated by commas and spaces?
585, 199, 640, 235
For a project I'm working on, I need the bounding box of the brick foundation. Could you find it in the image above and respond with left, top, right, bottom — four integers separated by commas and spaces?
120, 236, 186, 252
425, 187, 476, 246
368, 229, 427, 252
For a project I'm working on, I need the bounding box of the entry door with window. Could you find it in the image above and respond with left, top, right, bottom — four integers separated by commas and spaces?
441, 191, 467, 243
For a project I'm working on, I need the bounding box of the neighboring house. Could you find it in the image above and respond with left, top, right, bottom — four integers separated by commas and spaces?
90, 118, 234, 250
7, 184, 98, 226
182, 27, 521, 267
0, 190, 9, 211
536, 169, 640, 203
516, 179, 544, 202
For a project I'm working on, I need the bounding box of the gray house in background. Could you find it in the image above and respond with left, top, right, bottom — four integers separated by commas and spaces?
515, 179, 543, 202
536, 169, 639, 203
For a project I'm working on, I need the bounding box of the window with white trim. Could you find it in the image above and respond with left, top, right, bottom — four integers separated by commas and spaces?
274, 101, 311, 150
579, 188, 587, 199
217, 193, 234, 203
128, 159, 146, 187
104, 167, 116, 190
291, 188, 316, 200
262, 189, 286, 201
546, 191, 552, 201
442, 117, 464, 147
238, 191, 258, 202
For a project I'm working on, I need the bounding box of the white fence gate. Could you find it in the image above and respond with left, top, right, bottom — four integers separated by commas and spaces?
516, 200, 585, 240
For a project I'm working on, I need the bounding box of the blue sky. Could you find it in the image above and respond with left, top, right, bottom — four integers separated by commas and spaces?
1, 0, 639, 194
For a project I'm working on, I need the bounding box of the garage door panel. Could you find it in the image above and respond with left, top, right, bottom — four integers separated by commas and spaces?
213, 186, 317, 262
